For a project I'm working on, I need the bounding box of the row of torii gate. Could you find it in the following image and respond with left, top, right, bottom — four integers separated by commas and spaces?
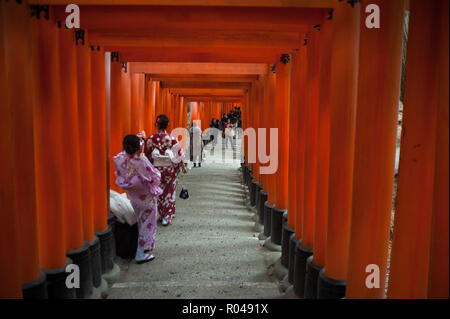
0, 0, 448, 299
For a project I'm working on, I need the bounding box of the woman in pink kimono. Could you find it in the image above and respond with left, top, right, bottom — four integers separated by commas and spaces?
114, 134, 162, 263
145, 114, 187, 226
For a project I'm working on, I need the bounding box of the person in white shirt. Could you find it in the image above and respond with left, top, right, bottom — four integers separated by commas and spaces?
224, 119, 235, 150
189, 121, 203, 167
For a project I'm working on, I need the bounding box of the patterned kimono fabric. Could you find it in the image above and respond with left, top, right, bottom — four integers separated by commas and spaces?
145, 131, 186, 223
113, 151, 162, 253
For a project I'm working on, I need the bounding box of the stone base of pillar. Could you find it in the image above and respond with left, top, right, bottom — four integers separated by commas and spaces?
304, 255, 322, 299
247, 169, 253, 190
283, 285, 301, 299
245, 200, 257, 214
22, 270, 48, 299
102, 262, 121, 284
97, 277, 109, 294
250, 180, 257, 206
281, 224, 295, 268
293, 240, 313, 298
270, 206, 285, 245
84, 278, 108, 299
243, 165, 248, 185
96, 226, 115, 274
43, 257, 76, 299
279, 274, 291, 293
257, 190, 267, 225
254, 182, 262, 210
88, 235, 102, 288
253, 220, 264, 232
317, 268, 346, 299
258, 232, 267, 240
107, 214, 117, 234
66, 241, 93, 299
263, 201, 273, 237
263, 237, 281, 252
273, 257, 288, 281
288, 234, 298, 285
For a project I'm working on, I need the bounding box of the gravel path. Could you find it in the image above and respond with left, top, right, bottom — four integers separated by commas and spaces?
107, 137, 282, 299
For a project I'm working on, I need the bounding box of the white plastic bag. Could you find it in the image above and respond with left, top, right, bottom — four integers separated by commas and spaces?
109, 190, 137, 226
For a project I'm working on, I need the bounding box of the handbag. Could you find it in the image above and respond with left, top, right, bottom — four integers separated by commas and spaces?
178, 170, 189, 200
179, 186, 189, 199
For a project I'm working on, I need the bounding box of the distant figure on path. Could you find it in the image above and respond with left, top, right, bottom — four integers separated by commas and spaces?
114, 134, 162, 263
145, 114, 187, 226
224, 118, 235, 149
190, 121, 203, 167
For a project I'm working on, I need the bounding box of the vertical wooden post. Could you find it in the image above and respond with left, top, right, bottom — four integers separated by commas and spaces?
105, 52, 111, 206
318, 1, 360, 299
138, 74, 145, 131
91, 46, 108, 233
294, 44, 308, 242
130, 73, 140, 134
302, 28, 320, 251
109, 58, 123, 192
270, 60, 290, 247
346, 0, 405, 299
313, 16, 332, 270
149, 78, 157, 134
0, 1, 22, 299
258, 76, 266, 189
76, 37, 95, 244
252, 81, 260, 185
287, 50, 300, 231
428, 0, 449, 299
58, 28, 84, 251
121, 63, 131, 135
388, 0, 446, 299
297, 27, 321, 298
256, 75, 268, 236
305, 15, 333, 299
142, 75, 148, 133
155, 81, 162, 117
173, 94, 179, 129
3, 0, 42, 290
283, 49, 300, 271
33, 17, 67, 271
265, 70, 277, 207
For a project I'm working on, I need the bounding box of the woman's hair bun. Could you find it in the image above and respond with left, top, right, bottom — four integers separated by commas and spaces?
156, 114, 169, 130
123, 134, 141, 154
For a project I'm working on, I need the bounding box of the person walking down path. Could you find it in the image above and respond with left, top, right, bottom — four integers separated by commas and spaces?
190, 121, 203, 167
114, 135, 163, 264
145, 114, 187, 226
105, 150, 282, 299
224, 119, 235, 150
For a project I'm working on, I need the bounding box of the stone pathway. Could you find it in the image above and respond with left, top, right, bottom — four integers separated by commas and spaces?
107, 137, 282, 299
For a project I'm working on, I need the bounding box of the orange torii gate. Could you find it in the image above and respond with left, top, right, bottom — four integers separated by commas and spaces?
0, 0, 448, 300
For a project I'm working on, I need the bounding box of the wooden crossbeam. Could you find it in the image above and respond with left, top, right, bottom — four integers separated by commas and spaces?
170, 88, 246, 95
113, 47, 284, 63
149, 74, 258, 82
33, 0, 334, 7
130, 62, 268, 75
160, 81, 251, 89
90, 30, 300, 49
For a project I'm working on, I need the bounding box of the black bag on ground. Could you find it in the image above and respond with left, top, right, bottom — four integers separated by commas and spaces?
114, 221, 138, 260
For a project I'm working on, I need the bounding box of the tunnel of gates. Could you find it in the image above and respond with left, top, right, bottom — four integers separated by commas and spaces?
0, 0, 448, 299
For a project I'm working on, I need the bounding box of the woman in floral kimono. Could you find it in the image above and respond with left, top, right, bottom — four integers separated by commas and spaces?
114, 134, 162, 263
145, 114, 187, 226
